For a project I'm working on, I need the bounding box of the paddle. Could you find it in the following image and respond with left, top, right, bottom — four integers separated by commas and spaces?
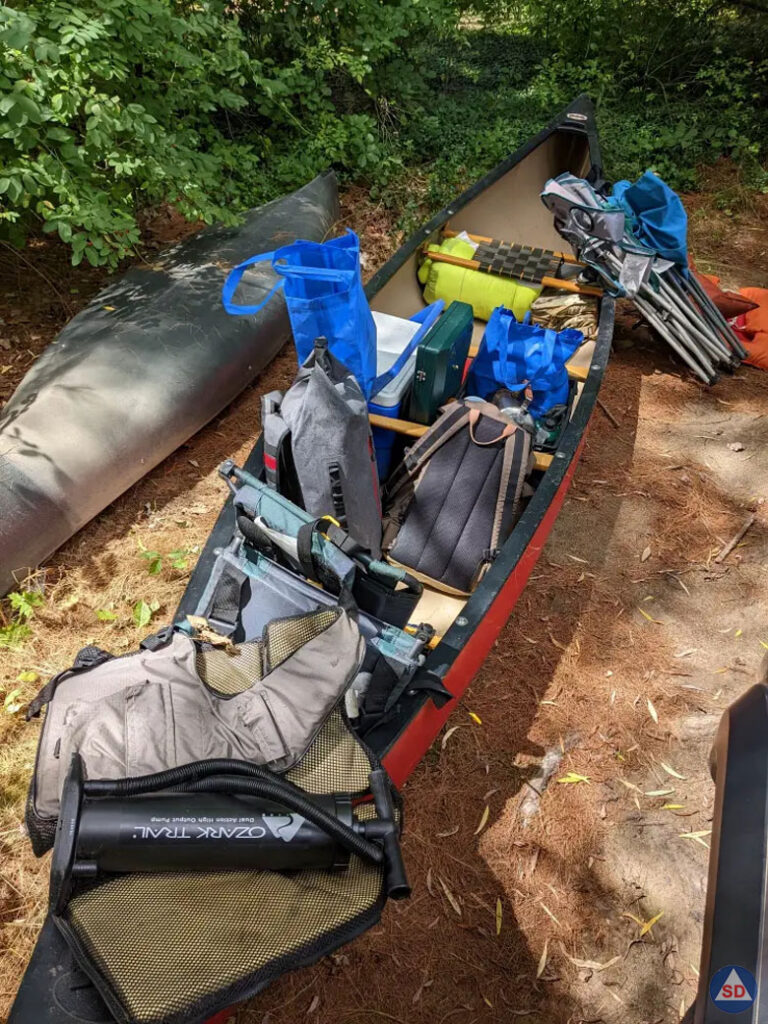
420, 245, 603, 298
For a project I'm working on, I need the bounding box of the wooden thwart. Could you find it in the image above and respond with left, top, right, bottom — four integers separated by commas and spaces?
369, 413, 554, 472
441, 228, 583, 266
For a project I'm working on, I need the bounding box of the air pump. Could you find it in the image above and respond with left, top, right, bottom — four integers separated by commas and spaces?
50, 755, 410, 914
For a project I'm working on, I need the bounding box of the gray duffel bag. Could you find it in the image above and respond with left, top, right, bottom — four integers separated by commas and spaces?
24, 607, 364, 854
262, 336, 383, 558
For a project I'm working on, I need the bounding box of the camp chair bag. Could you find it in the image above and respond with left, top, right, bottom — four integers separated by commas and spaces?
383, 399, 533, 595
225, 461, 421, 628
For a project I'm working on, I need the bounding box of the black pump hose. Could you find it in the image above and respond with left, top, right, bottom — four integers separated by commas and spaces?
182, 777, 382, 865
237, 514, 262, 547
83, 760, 384, 867
83, 759, 302, 797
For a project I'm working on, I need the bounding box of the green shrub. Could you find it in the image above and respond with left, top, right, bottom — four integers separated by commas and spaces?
1, 0, 766, 268
0, 0, 459, 265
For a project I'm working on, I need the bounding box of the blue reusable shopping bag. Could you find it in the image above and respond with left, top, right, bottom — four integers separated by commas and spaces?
466, 306, 583, 417
222, 229, 377, 398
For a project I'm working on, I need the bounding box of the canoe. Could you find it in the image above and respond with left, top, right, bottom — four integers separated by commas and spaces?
179, 93, 614, 790
0, 172, 339, 596
9, 95, 614, 1024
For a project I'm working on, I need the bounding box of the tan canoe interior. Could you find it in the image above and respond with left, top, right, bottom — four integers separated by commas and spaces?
365, 128, 597, 640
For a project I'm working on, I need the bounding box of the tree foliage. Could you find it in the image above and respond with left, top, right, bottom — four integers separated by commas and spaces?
0, 0, 457, 265
1, 0, 766, 266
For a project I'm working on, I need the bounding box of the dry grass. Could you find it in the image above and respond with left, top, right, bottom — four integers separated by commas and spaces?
683, 160, 768, 287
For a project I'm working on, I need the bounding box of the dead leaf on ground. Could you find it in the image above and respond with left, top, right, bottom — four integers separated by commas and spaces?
474, 805, 490, 835
441, 725, 459, 750
564, 949, 621, 973
412, 979, 433, 1005
436, 826, 459, 838
679, 830, 712, 848
440, 878, 462, 917
539, 902, 561, 926
557, 772, 590, 784
623, 910, 664, 937
639, 607, 664, 624
640, 911, 664, 937
536, 939, 549, 980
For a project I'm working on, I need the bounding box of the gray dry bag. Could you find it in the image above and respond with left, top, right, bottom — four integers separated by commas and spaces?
262, 337, 383, 558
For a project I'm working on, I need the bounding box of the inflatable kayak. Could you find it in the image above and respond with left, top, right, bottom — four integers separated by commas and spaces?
0, 171, 339, 595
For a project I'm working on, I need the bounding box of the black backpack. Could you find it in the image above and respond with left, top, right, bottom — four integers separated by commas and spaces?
382, 399, 533, 594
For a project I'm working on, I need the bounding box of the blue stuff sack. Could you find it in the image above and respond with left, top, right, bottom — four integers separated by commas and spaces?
222, 229, 377, 398
611, 171, 688, 269
466, 306, 583, 417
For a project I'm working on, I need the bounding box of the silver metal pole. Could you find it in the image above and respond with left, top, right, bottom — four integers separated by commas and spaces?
660, 273, 734, 364
680, 270, 747, 359
635, 295, 717, 383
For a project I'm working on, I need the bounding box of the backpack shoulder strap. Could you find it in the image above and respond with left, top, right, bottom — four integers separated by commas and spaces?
384, 401, 470, 500
490, 427, 533, 556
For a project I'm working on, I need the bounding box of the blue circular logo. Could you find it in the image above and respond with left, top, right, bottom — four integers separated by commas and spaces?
709, 966, 757, 1013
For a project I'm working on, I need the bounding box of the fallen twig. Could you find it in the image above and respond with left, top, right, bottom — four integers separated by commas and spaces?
597, 397, 621, 429
518, 733, 580, 826
714, 514, 755, 564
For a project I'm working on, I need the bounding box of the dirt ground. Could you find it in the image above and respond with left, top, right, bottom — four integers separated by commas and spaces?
1, 175, 767, 1024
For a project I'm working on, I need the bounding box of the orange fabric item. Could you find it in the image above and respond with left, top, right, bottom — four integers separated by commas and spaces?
734, 287, 768, 371
692, 267, 758, 320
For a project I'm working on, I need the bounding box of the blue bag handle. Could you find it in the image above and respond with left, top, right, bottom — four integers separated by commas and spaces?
222, 250, 281, 316
222, 252, 354, 316
369, 300, 444, 397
